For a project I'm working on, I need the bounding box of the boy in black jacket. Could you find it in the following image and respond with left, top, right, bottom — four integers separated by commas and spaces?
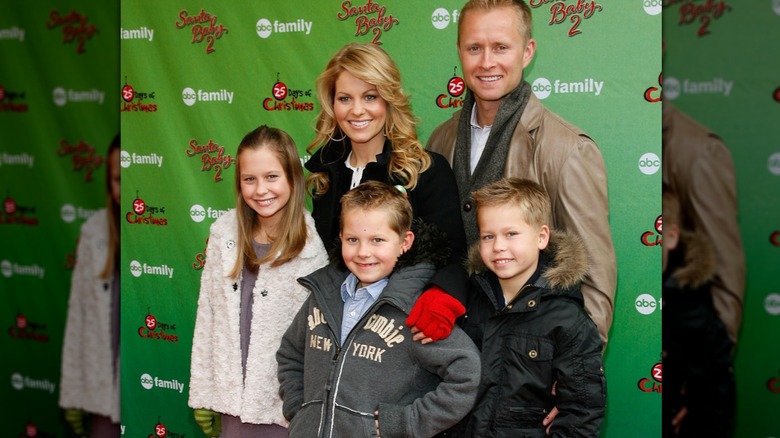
662, 184, 735, 437
457, 177, 606, 437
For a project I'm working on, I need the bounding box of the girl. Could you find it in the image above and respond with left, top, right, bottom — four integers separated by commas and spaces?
59, 133, 121, 438
188, 125, 328, 437
305, 42, 468, 342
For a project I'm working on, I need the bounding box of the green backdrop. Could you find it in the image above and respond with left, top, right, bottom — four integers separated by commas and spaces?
663, 2, 780, 437
118, 1, 660, 437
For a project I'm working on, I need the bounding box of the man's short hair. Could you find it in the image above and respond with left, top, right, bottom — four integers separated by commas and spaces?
458, 0, 533, 42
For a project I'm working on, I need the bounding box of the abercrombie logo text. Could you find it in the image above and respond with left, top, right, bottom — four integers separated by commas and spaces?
126, 194, 168, 226
46, 9, 98, 53
263, 74, 315, 112
121, 79, 158, 113
175, 9, 228, 54
185, 139, 234, 182
664, 0, 732, 37
338, 0, 399, 44
436, 67, 466, 109
529, 0, 604, 37
0, 85, 29, 112
138, 309, 179, 343
56, 139, 104, 181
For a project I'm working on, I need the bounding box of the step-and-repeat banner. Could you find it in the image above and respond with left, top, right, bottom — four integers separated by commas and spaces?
0, 2, 119, 437
3, 1, 664, 437
119, 2, 661, 437
662, 3, 780, 437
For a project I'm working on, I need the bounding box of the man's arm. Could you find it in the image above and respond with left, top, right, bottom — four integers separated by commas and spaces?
555, 139, 617, 346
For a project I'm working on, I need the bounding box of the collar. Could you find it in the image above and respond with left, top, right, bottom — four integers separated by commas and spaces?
470, 102, 492, 129
340, 272, 388, 302
305, 138, 392, 173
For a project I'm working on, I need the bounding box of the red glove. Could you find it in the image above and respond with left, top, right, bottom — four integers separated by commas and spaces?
406, 286, 465, 342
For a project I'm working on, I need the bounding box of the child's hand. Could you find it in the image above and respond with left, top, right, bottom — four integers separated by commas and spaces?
374, 410, 381, 437
671, 406, 688, 434
542, 381, 558, 434
406, 287, 465, 343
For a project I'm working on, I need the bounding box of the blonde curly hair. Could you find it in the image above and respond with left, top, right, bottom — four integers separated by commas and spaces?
307, 42, 431, 197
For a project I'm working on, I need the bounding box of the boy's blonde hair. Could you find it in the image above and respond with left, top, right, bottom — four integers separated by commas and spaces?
472, 177, 551, 229
662, 182, 680, 231
340, 180, 413, 236
231, 125, 308, 277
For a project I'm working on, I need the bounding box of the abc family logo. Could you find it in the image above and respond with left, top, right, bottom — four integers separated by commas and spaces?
635, 293, 660, 315
638, 152, 660, 175
190, 204, 228, 223
129, 260, 174, 279
431, 8, 460, 29
531, 77, 604, 100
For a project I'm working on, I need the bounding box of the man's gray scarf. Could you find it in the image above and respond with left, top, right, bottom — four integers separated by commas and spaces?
452, 80, 532, 244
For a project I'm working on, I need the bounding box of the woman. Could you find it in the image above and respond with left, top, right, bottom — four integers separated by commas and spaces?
305, 42, 468, 341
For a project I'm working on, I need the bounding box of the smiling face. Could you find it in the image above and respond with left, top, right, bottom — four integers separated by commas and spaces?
340, 206, 413, 288
333, 71, 387, 155
478, 203, 548, 298
457, 6, 535, 117
238, 146, 291, 233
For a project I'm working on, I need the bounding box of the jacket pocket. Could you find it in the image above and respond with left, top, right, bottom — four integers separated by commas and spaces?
332, 405, 377, 438
289, 400, 324, 436
493, 406, 548, 438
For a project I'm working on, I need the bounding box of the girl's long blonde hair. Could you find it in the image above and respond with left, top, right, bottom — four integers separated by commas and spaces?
230, 125, 308, 278
307, 42, 431, 197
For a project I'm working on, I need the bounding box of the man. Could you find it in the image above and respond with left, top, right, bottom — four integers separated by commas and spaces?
427, 0, 617, 346
662, 102, 744, 345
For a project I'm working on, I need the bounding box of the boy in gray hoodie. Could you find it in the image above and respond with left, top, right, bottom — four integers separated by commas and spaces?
277, 180, 480, 438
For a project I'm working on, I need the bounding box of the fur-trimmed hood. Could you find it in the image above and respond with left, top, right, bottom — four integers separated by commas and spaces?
328, 218, 451, 272
666, 229, 716, 289
467, 229, 588, 291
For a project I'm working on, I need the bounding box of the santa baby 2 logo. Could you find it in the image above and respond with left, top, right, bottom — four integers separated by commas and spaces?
175, 8, 228, 54
56, 139, 104, 182
185, 138, 234, 182
337, 0, 399, 44
46, 9, 98, 53
529, 0, 603, 37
